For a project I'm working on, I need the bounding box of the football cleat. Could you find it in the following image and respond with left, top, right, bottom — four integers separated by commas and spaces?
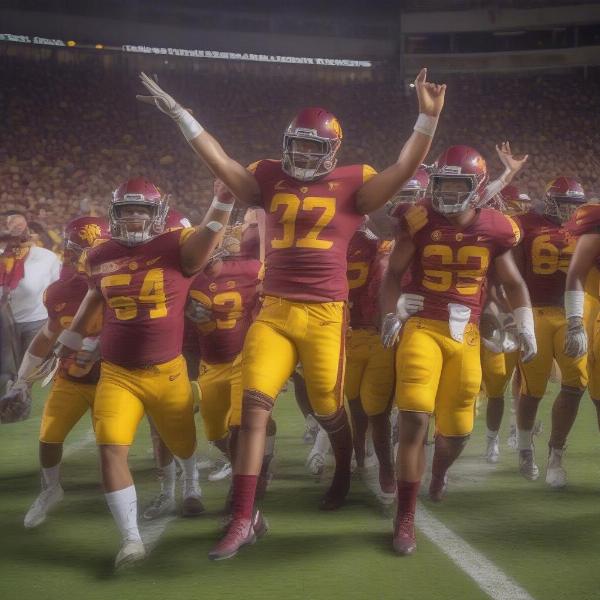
182, 481, 205, 517
115, 539, 146, 569
142, 492, 176, 521
428, 473, 448, 503
208, 460, 232, 482
196, 455, 215, 472
519, 448, 540, 481
303, 414, 319, 444
319, 468, 351, 511
546, 447, 567, 489
393, 513, 417, 556
208, 517, 255, 561
24, 484, 64, 528
306, 448, 326, 478
486, 435, 500, 464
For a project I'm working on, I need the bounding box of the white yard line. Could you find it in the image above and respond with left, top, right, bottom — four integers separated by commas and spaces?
415, 502, 535, 600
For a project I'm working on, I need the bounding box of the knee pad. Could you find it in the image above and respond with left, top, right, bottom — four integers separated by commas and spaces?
315, 407, 348, 434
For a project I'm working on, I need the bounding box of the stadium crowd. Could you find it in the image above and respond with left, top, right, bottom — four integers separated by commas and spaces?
1, 57, 599, 242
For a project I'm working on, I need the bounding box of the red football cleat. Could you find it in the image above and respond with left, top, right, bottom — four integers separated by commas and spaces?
428, 473, 448, 503
393, 512, 416, 556
208, 517, 254, 561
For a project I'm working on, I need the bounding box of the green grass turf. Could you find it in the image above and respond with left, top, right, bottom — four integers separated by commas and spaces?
0, 382, 598, 600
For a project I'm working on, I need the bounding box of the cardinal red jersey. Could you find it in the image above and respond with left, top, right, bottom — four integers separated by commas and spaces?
347, 230, 391, 328
189, 258, 262, 364
239, 222, 261, 260
44, 271, 101, 384
518, 211, 576, 307
566, 204, 600, 272
80, 228, 194, 368
249, 159, 376, 302
400, 200, 521, 324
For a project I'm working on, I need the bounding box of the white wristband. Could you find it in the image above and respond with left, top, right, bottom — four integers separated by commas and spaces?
177, 111, 204, 142
211, 197, 234, 212
565, 290, 585, 319
17, 351, 44, 382
206, 221, 224, 232
513, 306, 535, 336
57, 329, 84, 351
413, 113, 438, 137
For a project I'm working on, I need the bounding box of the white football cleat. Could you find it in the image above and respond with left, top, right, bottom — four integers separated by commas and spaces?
24, 485, 64, 528
208, 461, 232, 482
519, 447, 539, 481
302, 415, 319, 444
143, 492, 176, 520
182, 481, 205, 517
115, 539, 146, 569
196, 455, 215, 471
486, 435, 500, 464
306, 449, 325, 477
546, 447, 567, 489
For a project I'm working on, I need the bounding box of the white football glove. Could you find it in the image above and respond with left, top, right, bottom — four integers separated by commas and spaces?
513, 307, 538, 363
380, 293, 424, 348
564, 317, 587, 359
518, 331, 538, 363
500, 313, 520, 354
185, 299, 213, 324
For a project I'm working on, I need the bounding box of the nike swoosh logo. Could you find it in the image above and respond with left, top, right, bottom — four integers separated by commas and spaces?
169, 373, 181, 381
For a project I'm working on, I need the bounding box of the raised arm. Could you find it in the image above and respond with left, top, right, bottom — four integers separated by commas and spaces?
355, 68, 446, 214
137, 73, 260, 206
481, 142, 529, 205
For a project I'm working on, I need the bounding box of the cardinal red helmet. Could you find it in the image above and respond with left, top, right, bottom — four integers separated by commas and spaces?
496, 184, 531, 215
387, 165, 430, 215
164, 208, 192, 231
109, 177, 168, 245
282, 107, 343, 181
430, 146, 489, 215
64, 216, 109, 255
544, 176, 585, 223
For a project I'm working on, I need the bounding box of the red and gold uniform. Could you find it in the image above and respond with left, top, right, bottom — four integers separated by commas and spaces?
243, 159, 376, 415
518, 211, 587, 398
40, 269, 102, 444
344, 230, 394, 416
189, 258, 262, 441
396, 200, 521, 436
80, 228, 197, 457
566, 204, 600, 398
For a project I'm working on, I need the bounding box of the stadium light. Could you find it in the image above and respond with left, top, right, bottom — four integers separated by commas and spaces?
66, 40, 76, 47
95, 44, 104, 49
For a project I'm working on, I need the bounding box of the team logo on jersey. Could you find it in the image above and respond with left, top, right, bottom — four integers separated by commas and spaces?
78, 224, 102, 246
226, 280, 236, 289
128, 262, 139, 271
209, 283, 218, 292
274, 180, 287, 190
328, 182, 341, 191
455, 233, 464, 242
99, 261, 120, 274
54, 302, 66, 313
146, 256, 161, 266
431, 230, 442, 241
300, 187, 309, 194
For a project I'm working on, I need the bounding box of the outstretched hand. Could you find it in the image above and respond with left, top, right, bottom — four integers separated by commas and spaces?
496, 141, 529, 173
136, 72, 183, 120
414, 68, 446, 117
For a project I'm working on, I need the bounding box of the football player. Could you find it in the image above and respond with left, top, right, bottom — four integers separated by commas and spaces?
345, 223, 395, 503
11, 217, 108, 527
55, 177, 233, 568
137, 67, 446, 560
380, 145, 535, 555
515, 177, 587, 486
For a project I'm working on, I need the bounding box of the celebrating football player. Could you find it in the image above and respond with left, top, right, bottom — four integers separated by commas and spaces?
515, 177, 587, 486
55, 177, 233, 568
137, 67, 446, 560
8, 217, 108, 526
380, 145, 535, 556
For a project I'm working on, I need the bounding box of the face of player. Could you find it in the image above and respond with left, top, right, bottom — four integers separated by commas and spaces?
117, 204, 153, 232
288, 138, 327, 169
556, 200, 581, 224
432, 177, 472, 210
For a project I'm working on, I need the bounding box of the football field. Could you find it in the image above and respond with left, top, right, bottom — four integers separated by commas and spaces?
1, 383, 599, 600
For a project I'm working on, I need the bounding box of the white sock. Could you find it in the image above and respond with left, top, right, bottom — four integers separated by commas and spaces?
486, 428, 499, 440
41, 465, 60, 489
518, 429, 532, 451
160, 460, 176, 497
105, 485, 141, 543
177, 455, 200, 496
314, 428, 331, 455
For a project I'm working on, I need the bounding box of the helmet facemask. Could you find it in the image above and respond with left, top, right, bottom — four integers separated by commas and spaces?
431, 174, 478, 215
550, 197, 584, 224
282, 133, 340, 182
109, 195, 168, 246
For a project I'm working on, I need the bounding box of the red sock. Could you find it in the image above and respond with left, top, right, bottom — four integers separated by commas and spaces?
231, 474, 258, 521
396, 480, 420, 517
